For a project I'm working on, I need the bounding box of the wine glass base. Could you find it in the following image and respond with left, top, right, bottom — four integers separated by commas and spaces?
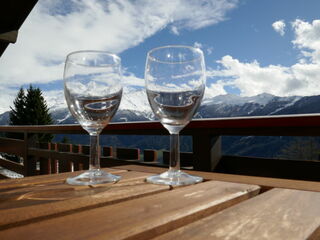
66, 169, 121, 186
146, 170, 203, 186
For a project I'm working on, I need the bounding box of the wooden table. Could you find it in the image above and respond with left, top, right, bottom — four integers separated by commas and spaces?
1, 165, 320, 240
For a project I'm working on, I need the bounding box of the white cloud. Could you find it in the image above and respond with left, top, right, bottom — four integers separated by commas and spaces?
4, 4, 320, 116
122, 73, 145, 87
43, 89, 67, 111
171, 0, 238, 30
205, 80, 228, 98
207, 56, 320, 97
203, 19, 320, 98
0, 0, 238, 113
194, 42, 214, 56
170, 26, 180, 35
0, 87, 19, 114
194, 42, 203, 49
272, 20, 286, 36
0, 0, 237, 86
207, 47, 214, 55
292, 19, 320, 62
209, 56, 297, 96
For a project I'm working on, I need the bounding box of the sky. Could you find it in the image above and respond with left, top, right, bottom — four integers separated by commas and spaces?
1, 0, 320, 113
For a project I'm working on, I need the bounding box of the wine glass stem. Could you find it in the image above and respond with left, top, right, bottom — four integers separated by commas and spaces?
89, 133, 100, 171
169, 133, 180, 172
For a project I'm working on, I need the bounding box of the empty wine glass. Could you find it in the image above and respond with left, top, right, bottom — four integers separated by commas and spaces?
64, 50, 122, 185
145, 45, 206, 186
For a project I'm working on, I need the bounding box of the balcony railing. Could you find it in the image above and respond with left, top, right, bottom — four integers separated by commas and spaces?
1, 114, 320, 180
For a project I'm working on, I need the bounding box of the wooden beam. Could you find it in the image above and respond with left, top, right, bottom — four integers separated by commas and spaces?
116, 148, 140, 160
162, 151, 193, 167
56, 143, 72, 173
0, 158, 24, 175
143, 149, 158, 162
193, 134, 221, 171
216, 155, 320, 181
0, 137, 25, 156
0, 31, 18, 43
37, 142, 51, 175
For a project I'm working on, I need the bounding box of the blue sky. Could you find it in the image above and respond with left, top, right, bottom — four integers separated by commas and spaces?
0, 0, 320, 113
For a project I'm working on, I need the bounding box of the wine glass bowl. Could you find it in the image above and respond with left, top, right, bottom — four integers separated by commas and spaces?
64, 50, 122, 185
145, 45, 206, 186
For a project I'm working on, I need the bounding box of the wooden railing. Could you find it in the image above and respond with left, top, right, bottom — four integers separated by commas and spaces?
1, 114, 320, 180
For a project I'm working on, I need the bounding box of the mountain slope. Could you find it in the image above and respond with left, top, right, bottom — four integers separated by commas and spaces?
1, 93, 319, 159
1, 92, 318, 125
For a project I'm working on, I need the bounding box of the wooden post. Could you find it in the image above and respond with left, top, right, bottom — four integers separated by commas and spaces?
79, 145, 90, 170
23, 132, 37, 176
81, 145, 90, 155
192, 134, 221, 172
116, 148, 140, 161
50, 143, 58, 173
162, 151, 194, 167
39, 142, 51, 175
102, 146, 113, 157
144, 149, 158, 162
57, 143, 72, 172
72, 144, 81, 171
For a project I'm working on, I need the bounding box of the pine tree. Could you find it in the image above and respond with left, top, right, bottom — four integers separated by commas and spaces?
8, 88, 26, 139
9, 88, 26, 126
8, 85, 54, 142
24, 85, 53, 125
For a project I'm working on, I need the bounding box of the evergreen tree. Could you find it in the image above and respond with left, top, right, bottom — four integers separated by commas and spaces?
9, 88, 26, 125
8, 85, 54, 142
24, 85, 53, 126
8, 88, 26, 139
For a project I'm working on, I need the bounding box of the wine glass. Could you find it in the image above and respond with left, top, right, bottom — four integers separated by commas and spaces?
145, 45, 206, 186
63, 50, 122, 185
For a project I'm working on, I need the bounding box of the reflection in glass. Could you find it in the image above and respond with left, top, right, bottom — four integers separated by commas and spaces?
145, 45, 206, 186
64, 50, 122, 185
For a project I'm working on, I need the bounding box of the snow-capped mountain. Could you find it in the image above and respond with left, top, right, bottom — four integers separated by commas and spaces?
202, 93, 276, 106
198, 93, 303, 118
119, 87, 151, 113
2, 91, 320, 125
2, 92, 320, 159
42, 87, 153, 124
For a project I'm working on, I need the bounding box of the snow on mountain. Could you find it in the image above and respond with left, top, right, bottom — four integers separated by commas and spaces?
268, 96, 302, 115
202, 93, 276, 106
43, 87, 153, 124
0, 90, 311, 125
43, 88, 292, 119
43, 90, 67, 112
119, 87, 152, 113
44, 87, 152, 113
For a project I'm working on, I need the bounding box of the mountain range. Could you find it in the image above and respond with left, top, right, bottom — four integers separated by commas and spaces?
47, 91, 320, 124
1, 89, 320, 159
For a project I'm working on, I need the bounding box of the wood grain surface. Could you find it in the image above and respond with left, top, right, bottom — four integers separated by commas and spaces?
0, 171, 168, 230
153, 188, 320, 240
0, 180, 260, 240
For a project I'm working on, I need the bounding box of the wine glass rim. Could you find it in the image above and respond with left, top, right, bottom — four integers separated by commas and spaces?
147, 45, 203, 64
66, 50, 121, 67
